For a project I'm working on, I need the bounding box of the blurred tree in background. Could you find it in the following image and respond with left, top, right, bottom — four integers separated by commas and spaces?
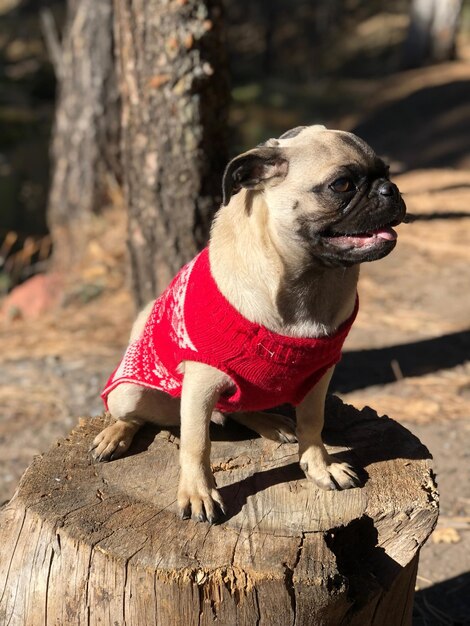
114, 0, 229, 306
403, 0, 463, 67
45, 0, 120, 272
46, 0, 228, 304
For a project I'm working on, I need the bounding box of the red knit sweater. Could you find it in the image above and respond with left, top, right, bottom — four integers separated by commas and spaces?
102, 248, 358, 412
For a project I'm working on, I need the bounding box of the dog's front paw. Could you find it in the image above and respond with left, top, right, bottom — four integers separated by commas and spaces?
89, 421, 139, 462
300, 448, 361, 490
177, 466, 226, 524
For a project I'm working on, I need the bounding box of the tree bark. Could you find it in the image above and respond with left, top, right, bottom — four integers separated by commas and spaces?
403, 0, 463, 68
115, 0, 228, 306
114, 0, 230, 307
0, 397, 439, 625
46, 0, 121, 269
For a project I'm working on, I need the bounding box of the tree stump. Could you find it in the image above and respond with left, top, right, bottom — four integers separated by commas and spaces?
0, 397, 438, 625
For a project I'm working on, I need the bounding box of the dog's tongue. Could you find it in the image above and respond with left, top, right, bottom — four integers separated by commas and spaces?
371, 226, 397, 241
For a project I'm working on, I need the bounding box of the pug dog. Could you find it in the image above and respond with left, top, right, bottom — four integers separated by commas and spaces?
91, 125, 406, 524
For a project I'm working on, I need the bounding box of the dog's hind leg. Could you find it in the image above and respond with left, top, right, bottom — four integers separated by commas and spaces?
91, 300, 181, 462
229, 411, 297, 443
90, 384, 181, 461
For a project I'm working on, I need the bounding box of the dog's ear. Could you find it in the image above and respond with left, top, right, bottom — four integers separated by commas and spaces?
222, 147, 288, 206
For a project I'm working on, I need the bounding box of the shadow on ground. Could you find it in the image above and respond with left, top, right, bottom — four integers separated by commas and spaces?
406, 211, 470, 221
413, 571, 470, 626
332, 329, 470, 393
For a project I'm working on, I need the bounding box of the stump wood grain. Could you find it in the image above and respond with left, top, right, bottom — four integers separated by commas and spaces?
0, 397, 438, 625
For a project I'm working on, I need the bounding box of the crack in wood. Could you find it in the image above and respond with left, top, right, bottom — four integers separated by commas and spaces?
44, 546, 55, 626
84, 530, 115, 620
122, 557, 128, 626
0, 508, 26, 608
253, 585, 261, 626
229, 527, 242, 568
288, 531, 305, 626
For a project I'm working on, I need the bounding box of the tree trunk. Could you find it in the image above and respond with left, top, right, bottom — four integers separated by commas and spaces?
0, 397, 439, 625
46, 0, 121, 269
403, 0, 463, 68
114, 0, 230, 307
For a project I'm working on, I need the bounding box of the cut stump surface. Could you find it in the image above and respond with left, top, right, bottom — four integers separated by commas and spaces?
0, 396, 438, 625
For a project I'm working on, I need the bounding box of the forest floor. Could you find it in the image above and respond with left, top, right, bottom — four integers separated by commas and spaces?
1, 56, 470, 624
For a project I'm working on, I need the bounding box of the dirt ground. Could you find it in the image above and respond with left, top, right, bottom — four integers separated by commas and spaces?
1, 58, 470, 624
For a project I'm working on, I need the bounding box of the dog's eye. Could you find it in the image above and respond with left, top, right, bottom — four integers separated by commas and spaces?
330, 177, 355, 193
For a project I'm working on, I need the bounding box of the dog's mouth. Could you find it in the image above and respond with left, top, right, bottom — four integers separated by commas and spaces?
320, 220, 400, 249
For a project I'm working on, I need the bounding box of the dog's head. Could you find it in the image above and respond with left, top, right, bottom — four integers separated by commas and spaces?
222, 125, 406, 267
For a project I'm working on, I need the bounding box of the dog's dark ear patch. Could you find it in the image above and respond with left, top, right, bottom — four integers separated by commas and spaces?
278, 126, 307, 140
222, 148, 288, 206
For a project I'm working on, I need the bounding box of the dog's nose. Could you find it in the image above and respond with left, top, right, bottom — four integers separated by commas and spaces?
378, 181, 396, 197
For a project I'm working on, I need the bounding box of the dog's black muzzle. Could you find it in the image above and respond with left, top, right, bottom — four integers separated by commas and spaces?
332, 179, 406, 236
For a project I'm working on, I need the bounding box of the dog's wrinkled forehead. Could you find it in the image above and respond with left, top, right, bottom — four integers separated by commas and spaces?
263, 125, 379, 171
